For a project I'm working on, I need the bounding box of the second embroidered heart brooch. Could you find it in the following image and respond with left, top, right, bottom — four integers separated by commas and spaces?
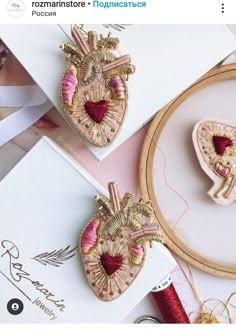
193, 120, 236, 205
80, 182, 163, 301
60, 26, 135, 147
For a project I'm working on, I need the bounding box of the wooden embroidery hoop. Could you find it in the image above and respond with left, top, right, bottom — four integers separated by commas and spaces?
140, 64, 236, 279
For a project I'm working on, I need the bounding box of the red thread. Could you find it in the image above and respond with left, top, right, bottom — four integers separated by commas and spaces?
151, 283, 190, 323
157, 146, 189, 229
84, 100, 108, 123
100, 252, 123, 276
213, 135, 233, 156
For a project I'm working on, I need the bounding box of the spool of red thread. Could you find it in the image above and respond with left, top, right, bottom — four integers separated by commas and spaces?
151, 275, 190, 323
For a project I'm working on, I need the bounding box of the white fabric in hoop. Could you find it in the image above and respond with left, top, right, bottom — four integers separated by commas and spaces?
0, 85, 53, 147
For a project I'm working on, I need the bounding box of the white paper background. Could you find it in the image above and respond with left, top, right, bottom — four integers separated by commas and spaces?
0, 24, 235, 159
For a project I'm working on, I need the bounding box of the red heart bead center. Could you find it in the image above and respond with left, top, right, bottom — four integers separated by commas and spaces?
100, 252, 123, 276
213, 135, 233, 156
84, 100, 108, 123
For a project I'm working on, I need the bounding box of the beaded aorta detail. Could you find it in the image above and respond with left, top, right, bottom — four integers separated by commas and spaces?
60, 26, 135, 147
193, 120, 236, 205
80, 182, 162, 301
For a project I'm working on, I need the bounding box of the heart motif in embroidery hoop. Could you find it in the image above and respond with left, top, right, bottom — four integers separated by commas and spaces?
193, 120, 236, 205
80, 182, 163, 301
60, 26, 135, 147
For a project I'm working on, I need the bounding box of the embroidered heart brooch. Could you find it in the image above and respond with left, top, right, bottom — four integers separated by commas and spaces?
80, 182, 163, 301
193, 120, 236, 205
60, 26, 135, 147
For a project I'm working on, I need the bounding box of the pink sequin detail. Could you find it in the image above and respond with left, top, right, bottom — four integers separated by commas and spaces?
81, 218, 100, 254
